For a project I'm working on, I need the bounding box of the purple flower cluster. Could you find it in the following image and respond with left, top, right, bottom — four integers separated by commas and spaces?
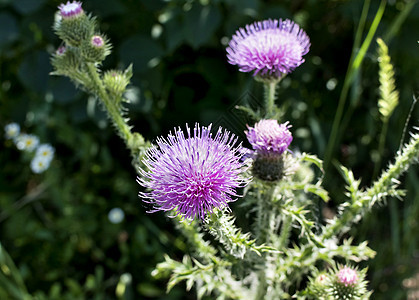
59, 1, 83, 19
246, 119, 292, 156
337, 266, 359, 287
137, 124, 250, 220
227, 19, 310, 77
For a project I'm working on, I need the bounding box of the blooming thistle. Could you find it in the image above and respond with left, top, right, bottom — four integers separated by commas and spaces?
58, 1, 83, 19
4, 123, 20, 140
328, 265, 369, 300
55, 1, 95, 47
306, 265, 370, 299
137, 123, 250, 220
226, 19, 310, 79
337, 266, 359, 287
245, 119, 293, 181
246, 119, 292, 156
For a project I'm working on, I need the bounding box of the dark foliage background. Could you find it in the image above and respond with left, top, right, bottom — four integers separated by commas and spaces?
0, 0, 418, 299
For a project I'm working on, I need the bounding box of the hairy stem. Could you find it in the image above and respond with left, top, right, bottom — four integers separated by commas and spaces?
322, 131, 419, 239
254, 184, 277, 299
264, 81, 278, 118
85, 63, 134, 151
277, 214, 293, 250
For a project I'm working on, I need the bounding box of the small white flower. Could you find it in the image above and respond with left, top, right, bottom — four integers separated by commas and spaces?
16, 134, 40, 152
4, 123, 20, 139
120, 273, 132, 284
108, 207, 125, 224
35, 144, 55, 162
30, 155, 51, 174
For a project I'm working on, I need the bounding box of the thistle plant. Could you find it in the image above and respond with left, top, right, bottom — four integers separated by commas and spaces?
49, 2, 419, 299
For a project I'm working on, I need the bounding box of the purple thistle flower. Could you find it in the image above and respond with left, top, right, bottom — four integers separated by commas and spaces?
227, 19, 310, 77
246, 119, 292, 156
91, 35, 104, 47
59, 1, 83, 19
137, 124, 250, 220
56, 46, 67, 56
337, 266, 359, 287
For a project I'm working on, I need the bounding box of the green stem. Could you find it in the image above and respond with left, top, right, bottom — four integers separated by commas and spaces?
264, 81, 278, 118
85, 63, 135, 153
277, 214, 293, 250
373, 119, 389, 179
255, 269, 267, 300
322, 130, 419, 239
256, 184, 276, 243
323, 0, 386, 170
254, 184, 277, 299
383, 0, 417, 43
323, 0, 370, 169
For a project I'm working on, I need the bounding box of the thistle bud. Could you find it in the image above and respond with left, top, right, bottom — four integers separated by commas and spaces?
51, 46, 83, 75
328, 265, 370, 300
306, 265, 370, 300
103, 66, 132, 98
80, 34, 110, 62
55, 1, 95, 47
245, 119, 293, 181
306, 271, 329, 299
252, 154, 286, 181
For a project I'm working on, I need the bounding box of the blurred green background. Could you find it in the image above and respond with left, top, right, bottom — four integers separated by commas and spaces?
1, 0, 418, 299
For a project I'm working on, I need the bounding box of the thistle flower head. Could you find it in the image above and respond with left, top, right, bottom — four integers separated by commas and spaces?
4, 123, 20, 140
91, 35, 104, 47
137, 123, 250, 220
246, 119, 292, 156
227, 19, 310, 78
80, 34, 110, 62
337, 266, 359, 287
59, 1, 83, 19
103, 69, 131, 98
56, 46, 67, 56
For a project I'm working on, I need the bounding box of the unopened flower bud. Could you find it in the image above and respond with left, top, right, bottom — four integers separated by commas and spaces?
103, 67, 131, 98
80, 34, 110, 62
51, 46, 82, 75
55, 1, 95, 46
306, 271, 329, 298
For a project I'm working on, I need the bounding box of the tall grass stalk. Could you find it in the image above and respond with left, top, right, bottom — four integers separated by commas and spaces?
324, 0, 386, 170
